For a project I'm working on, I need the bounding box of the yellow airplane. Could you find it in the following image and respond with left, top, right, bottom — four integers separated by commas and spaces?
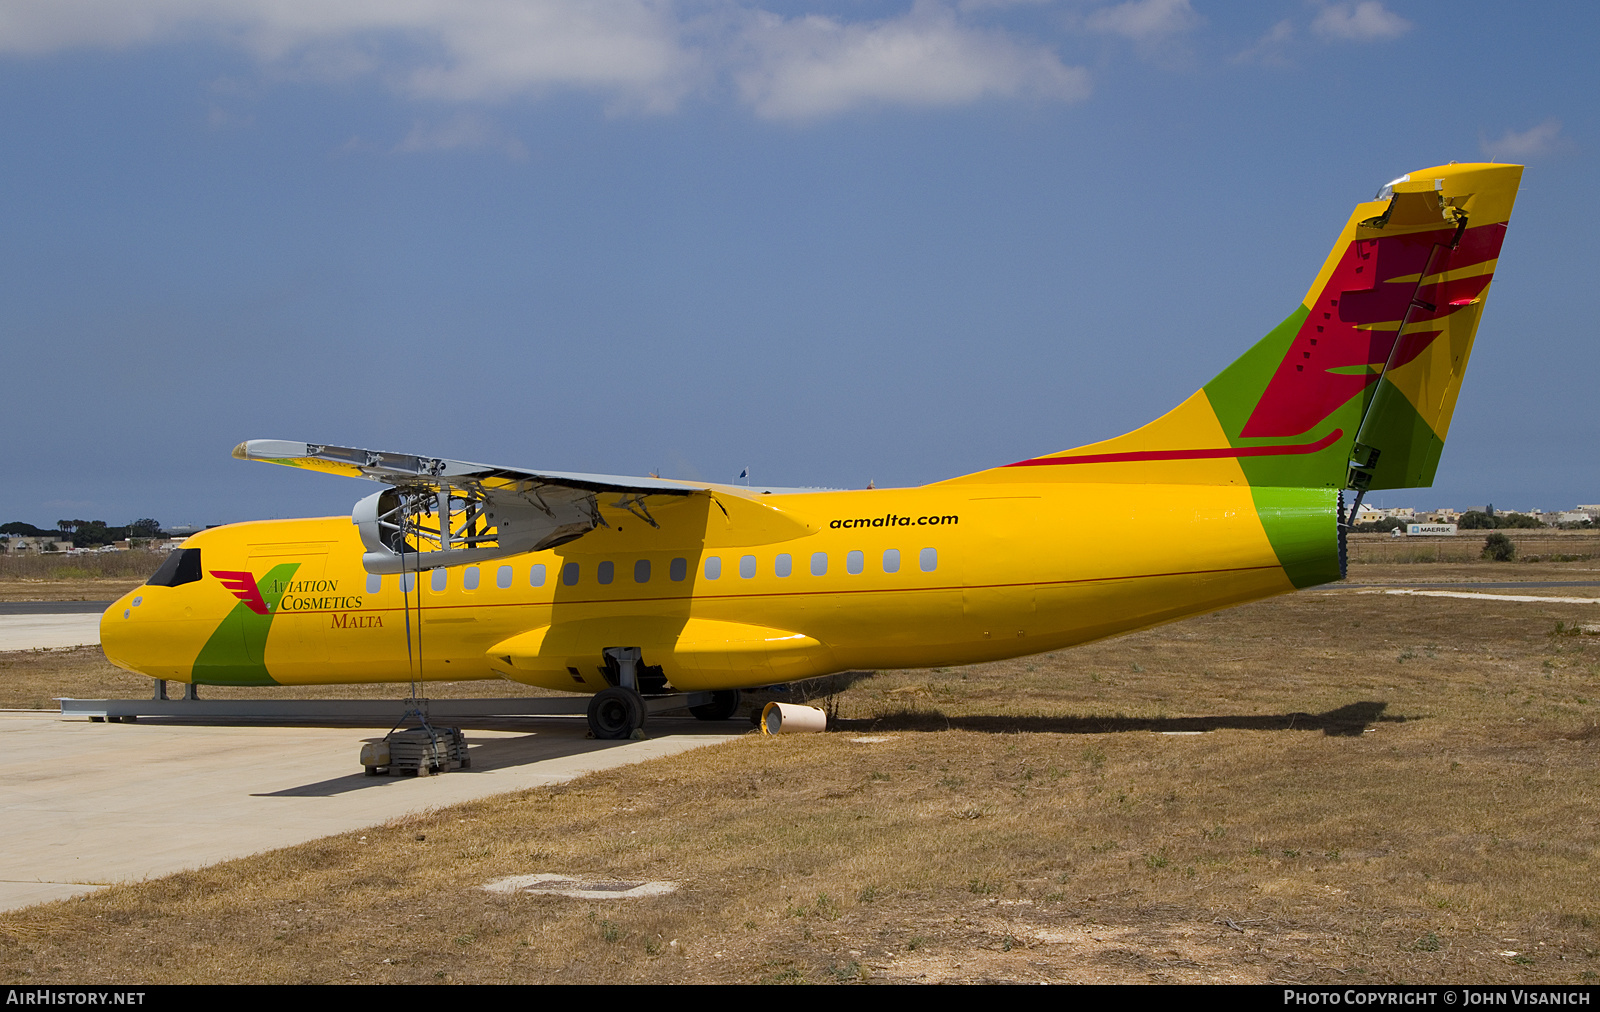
102, 162, 1522, 738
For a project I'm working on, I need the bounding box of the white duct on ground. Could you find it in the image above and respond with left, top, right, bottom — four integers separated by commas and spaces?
761, 702, 827, 735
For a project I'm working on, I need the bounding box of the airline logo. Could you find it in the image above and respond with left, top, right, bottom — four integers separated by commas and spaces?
211, 570, 270, 615
1242, 222, 1505, 440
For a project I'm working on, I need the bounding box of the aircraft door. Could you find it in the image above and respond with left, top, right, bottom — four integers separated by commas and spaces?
250, 550, 328, 684
959, 496, 1039, 641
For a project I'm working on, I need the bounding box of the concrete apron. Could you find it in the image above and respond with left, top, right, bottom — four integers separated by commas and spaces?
0, 614, 100, 651
0, 711, 739, 912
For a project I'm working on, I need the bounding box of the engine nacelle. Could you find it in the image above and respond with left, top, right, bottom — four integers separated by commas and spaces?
351, 485, 597, 575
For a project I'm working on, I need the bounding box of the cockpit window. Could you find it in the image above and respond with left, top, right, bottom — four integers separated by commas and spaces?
147, 548, 202, 588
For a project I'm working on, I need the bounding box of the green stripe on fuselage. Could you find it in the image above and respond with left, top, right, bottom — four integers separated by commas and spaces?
191, 562, 300, 686
1202, 305, 1362, 490
1251, 486, 1341, 590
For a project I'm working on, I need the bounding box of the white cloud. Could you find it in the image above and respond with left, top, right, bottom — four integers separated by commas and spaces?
1231, 18, 1294, 65
1311, 2, 1411, 42
735, 4, 1089, 119
958, 0, 1055, 9
0, 2, 702, 112
1084, 0, 1201, 41
1480, 119, 1565, 162
394, 113, 528, 158
0, 0, 1091, 121
391, 4, 696, 111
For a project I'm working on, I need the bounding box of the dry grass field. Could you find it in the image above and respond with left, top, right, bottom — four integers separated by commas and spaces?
0, 551, 164, 602
1, 543, 1598, 984
1347, 529, 1600, 567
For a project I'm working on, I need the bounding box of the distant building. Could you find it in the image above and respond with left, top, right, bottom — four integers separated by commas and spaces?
0, 536, 74, 554
1360, 506, 1415, 520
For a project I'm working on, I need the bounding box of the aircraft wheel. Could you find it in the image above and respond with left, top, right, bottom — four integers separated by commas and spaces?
588, 686, 645, 740
688, 689, 741, 722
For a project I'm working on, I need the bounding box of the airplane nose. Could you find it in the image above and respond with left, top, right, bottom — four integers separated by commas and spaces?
100, 590, 191, 680
100, 592, 148, 674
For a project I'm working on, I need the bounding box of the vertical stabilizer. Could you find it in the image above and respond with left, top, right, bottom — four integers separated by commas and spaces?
944, 163, 1522, 492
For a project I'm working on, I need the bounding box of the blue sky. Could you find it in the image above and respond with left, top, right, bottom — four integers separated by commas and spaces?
2, 1, 1594, 527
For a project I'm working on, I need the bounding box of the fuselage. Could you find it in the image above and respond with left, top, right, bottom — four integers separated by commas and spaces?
101, 479, 1336, 693
100, 162, 1524, 699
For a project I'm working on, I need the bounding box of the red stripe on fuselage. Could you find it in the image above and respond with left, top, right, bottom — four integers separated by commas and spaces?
1006, 429, 1343, 468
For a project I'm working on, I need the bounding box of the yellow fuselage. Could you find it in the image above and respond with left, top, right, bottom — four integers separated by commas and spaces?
102, 480, 1320, 693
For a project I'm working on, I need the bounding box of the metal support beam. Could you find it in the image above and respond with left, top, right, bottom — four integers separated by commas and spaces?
604, 647, 642, 691
60, 693, 712, 724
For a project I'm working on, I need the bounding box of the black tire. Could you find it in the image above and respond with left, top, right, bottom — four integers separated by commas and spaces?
688, 689, 741, 722
588, 686, 645, 739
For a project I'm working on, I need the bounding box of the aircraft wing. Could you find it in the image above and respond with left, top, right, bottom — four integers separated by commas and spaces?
233, 439, 705, 573
232, 439, 700, 497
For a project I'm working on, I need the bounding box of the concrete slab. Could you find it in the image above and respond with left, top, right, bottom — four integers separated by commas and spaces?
0, 602, 111, 615
0, 614, 101, 650
0, 711, 739, 912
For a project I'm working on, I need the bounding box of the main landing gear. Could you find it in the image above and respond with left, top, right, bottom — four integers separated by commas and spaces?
689, 689, 741, 722
583, 649, 747, 739
587, 686, 646, 740
588, 647, 648, 740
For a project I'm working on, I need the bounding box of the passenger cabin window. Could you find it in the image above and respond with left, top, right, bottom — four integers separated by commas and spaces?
463, 566, 480, 590
811, 552, 827, 576
496, 565, 512, 589
401, 572, 415, 593
562, 562, 580, 586
598, 561, 614, 585
775, 553, 792, 577
705, 557, 722, 580
920, 547, 938, 572
147, 548, 201, 588
431, 568, 447, 592
634, 559, 651, 583
530, 564, 546, 587
740, 555, 757, 579
669, 558, 687, 582
367, 573, 382, 594
846, 550, 864, 575
882, 549, 900, 573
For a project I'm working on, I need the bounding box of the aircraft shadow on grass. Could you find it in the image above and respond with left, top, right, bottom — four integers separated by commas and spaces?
834, 700, 1406, 737
255, 701, 1403, 796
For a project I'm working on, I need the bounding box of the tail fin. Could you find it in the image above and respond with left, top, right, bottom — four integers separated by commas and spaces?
947, 162, 1522, 491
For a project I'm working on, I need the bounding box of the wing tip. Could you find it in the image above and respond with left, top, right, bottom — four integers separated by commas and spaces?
233, 439, 310, 463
